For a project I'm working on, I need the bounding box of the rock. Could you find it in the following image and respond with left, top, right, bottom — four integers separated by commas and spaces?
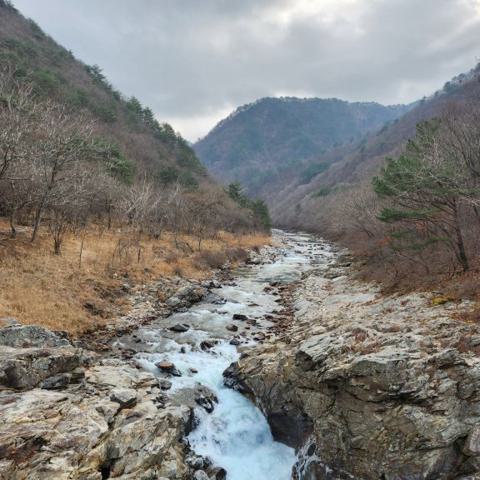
0, 346, 82, 390
0, 317, 19, 326
233, 314, 248, 321
166, 285, 207, 310
232, 244, 480, 480
200, 340, 215, 350
229, 338, 241, 346
223, 363, 252, 394
110, 388, 137, 408
41, 373, 72, 390
226, 324, 238, 332
155, 361, 182, 377
0, 325, 71, 348
194, 471, 210, 480
169, 323, 190, 333
158, 379, 172, 390
194, 387, 218, 414
0, 361, 191, 479
210, 466, 227, 480
186, 452, 208, 470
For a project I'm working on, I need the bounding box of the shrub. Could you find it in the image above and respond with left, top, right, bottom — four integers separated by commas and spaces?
225, 247, 249, 263
194, 250, 227, 269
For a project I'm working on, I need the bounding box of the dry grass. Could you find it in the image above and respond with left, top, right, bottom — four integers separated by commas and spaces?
0, 220, 270, 336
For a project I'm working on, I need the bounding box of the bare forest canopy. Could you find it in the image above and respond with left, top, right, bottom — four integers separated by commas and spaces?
271, 64, 480, 287
0, 0, 271, 257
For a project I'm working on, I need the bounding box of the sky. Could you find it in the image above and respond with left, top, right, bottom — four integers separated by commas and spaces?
11, 0, 480, 141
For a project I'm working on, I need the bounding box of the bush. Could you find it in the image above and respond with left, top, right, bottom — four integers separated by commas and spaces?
194, 250, 227, 269
225, 247, 249, 263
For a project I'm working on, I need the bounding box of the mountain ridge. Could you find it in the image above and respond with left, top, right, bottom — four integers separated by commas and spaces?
194, 96, 412, 197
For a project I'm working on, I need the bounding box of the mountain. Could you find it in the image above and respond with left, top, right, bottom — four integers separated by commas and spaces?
194, 97, 411, 197
0, 0, 206, 189
270, 64, 480, 231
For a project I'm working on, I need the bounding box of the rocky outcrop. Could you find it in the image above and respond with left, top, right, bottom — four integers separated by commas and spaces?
232, 258, 480, 479
0, 325, 193, 479
0, 326, 83, 390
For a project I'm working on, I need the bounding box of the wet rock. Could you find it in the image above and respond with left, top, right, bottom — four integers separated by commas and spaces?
169, 323, 190, 333
223, 363, 252, 395
193, 470, 210, 480
110, 388, 137, 408
166, 285, 207, 310
210, 466, 227, 480
155, 361, 182, 377
200, 340, 216, 350
233, 313, 248, 321
186, 452, 209, 470
158, 379, 172, 391
229, 338, 241, 346
226, 324, 238, 332
204, 292, 226, 305
194, 387, 218, 413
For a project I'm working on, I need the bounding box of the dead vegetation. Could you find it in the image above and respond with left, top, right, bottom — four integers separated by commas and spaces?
0, 220, 269, 335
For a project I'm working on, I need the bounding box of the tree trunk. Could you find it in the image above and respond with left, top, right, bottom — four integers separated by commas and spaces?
31, 199, 46, 242
9, 209, 17, 239
453, 203, 469, 271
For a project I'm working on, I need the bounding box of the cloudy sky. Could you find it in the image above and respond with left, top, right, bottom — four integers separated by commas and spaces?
11, 0, 480, 141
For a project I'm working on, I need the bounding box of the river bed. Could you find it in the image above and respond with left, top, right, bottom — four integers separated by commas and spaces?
123, 231, 333, 479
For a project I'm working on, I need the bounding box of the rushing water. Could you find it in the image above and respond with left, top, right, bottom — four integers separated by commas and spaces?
128, 231, 332, 480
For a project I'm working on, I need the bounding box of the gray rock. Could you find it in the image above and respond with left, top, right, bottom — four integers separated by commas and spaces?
169, 323, 190, 333
0, 325, 71, 348
110, 388, 137, 408
41, 373, 72, 390
0, 346, 82, 390
194, 471, 210, 480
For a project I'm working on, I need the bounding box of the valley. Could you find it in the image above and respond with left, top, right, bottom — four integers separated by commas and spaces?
2, 1, 480, 479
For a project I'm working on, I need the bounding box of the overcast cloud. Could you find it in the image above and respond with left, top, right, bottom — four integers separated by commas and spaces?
11, 0, 480, 141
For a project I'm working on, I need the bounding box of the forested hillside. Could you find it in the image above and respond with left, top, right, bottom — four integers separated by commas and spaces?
273, 65, 480, 288
194, 97, 410, 196
0, 0, 270, 334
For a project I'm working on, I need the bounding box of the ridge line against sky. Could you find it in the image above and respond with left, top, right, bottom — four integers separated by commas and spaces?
11, 0, 480, 141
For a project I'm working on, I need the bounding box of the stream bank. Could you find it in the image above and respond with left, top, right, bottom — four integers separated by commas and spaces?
3, 229, 480, 480
0, 231, 324, 479
231, 238, 480, 479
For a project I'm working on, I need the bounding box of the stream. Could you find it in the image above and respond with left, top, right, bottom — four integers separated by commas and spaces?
123, 231, 332, 479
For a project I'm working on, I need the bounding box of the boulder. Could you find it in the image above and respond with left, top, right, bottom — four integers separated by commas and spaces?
155, 361, 182, 377
169, 323, 190, 333
110, 388, 137, 408
0, 325, 71, 348
0, 346, 82, 390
